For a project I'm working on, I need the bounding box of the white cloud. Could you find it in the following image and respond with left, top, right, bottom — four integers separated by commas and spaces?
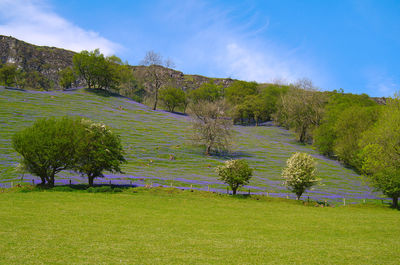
0, 0, 120, 55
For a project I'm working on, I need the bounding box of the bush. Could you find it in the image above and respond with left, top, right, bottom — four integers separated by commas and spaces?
159, 86, 186, 112
216, 159, 253, 195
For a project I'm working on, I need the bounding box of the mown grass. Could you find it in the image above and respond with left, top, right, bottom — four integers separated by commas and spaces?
0, 188, 399, 264
0, 88, 383, 202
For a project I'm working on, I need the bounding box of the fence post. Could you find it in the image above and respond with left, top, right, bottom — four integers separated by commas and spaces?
208, 185, 210, 191
109, 180, 112, 185
248, 189, 250, 195
226, 187, 229, 194
32, 179, 34, 185
343, 197, 346, 206
69, 179, 72, 185
267, 192, 269, 197
286, 195, 289, 199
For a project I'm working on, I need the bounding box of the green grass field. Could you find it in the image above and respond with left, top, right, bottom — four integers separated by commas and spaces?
0, 87, 383, 203
0, 188, 399, 264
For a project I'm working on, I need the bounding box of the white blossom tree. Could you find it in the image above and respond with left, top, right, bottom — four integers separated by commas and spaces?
282, 152, 319, 199
216, 159, 253, 195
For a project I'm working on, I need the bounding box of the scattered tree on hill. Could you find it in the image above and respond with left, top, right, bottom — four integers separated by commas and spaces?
282, 152, 319, 200
74, 119, 126, 186
314, 91, 378, 158
0, 63, 21, 87
159, 86, 186, 112
188, 81, 223, 103
12, 117, 82, 187
225, 80, 258, 105
59, 67, 77, 89
274, 79, 326, 143
140, 50, 174, 110
360, 96, 400, 208
73, 49, 123, 91
189, 100, 232, 155
216, 159, 253, 195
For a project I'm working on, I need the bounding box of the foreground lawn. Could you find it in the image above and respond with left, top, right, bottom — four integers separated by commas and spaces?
1, 189, 399, 264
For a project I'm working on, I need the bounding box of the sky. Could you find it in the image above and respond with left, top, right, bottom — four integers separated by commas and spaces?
0, 0, 399, 97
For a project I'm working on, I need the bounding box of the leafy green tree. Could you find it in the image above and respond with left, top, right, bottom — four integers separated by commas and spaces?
0, 63, 20, 87
360, 97, 400, 208
73, 49, 122, 91
282, 152, 319, 199
12, 117, 82, 187
59, 67, 77, 89
225, 80, 258, 105
333, 106, 380, 170
188, 82, 223, 103
216, 159, 253, 195
74, 119, 126, 186
314, 92, 378, 157
159, 86, 186, 112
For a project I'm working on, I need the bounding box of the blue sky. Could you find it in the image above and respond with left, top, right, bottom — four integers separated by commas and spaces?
0, 0, 399, 96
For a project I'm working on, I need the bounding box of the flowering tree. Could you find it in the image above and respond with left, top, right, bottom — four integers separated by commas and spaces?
74, 119, 126, 186
216, 159, 253, 195
282, 152, 319, 199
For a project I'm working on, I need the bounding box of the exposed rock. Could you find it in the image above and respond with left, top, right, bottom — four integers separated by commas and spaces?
0, 35, 75, 89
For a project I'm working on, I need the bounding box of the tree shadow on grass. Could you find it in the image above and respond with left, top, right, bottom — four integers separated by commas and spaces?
84, 88, 124, 98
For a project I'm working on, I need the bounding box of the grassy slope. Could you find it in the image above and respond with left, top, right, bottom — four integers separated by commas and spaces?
0, 88, 381, 202
0, 189, 399, 264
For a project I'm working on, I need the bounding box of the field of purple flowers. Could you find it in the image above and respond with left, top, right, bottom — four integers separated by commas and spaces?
0, 87, 385, 203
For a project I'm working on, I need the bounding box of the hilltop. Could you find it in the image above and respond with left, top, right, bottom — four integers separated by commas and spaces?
0, 35, 234, 91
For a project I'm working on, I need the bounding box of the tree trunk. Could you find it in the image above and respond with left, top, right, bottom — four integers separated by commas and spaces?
153, 88, 159, 110
40, 176, 46, 185
47, 176, 55, 188
205, 145, 211, 156
392, 197, 398, 208
88, 175, 94, 187
232, 187, 237, 195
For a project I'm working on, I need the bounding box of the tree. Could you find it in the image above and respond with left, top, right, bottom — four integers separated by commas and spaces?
159, 86, 186, 112
216, 159, 253, 195
360, 96, 400, 208
140, 50, 174, 110
73, 49, 122, 91
189, 100, 232, 155
282, 152, 319, 200
274, 79, 326, 143
74, 119, 126, 186
12, 117, 82, 187
188, 82, 223, 103
225, 80, 258, 105
59, 67, 77, 89
0, 63, 20, 87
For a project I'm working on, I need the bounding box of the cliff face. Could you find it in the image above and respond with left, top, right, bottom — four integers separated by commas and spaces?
0, 35, 235, 91
0, 35, 75, 88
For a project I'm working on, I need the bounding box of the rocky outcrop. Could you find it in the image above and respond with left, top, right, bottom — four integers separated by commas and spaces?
0, 35, 75, 88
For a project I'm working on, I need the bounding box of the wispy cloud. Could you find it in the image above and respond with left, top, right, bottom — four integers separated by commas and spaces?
156, 0, 319, 85
0, 0, 120, 55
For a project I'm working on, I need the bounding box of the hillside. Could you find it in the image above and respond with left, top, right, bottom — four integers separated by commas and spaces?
0, 35, 234, 91
0, 87, 384, 203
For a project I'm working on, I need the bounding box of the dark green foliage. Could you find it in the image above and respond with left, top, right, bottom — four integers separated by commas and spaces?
73, 49, 123, 91
0, 63, 20, 87
159, 86, 187, 112
225, 80, 258, 105
12, 117, 82, 187
313, 92, 380, 170
58, 67, 77, 89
